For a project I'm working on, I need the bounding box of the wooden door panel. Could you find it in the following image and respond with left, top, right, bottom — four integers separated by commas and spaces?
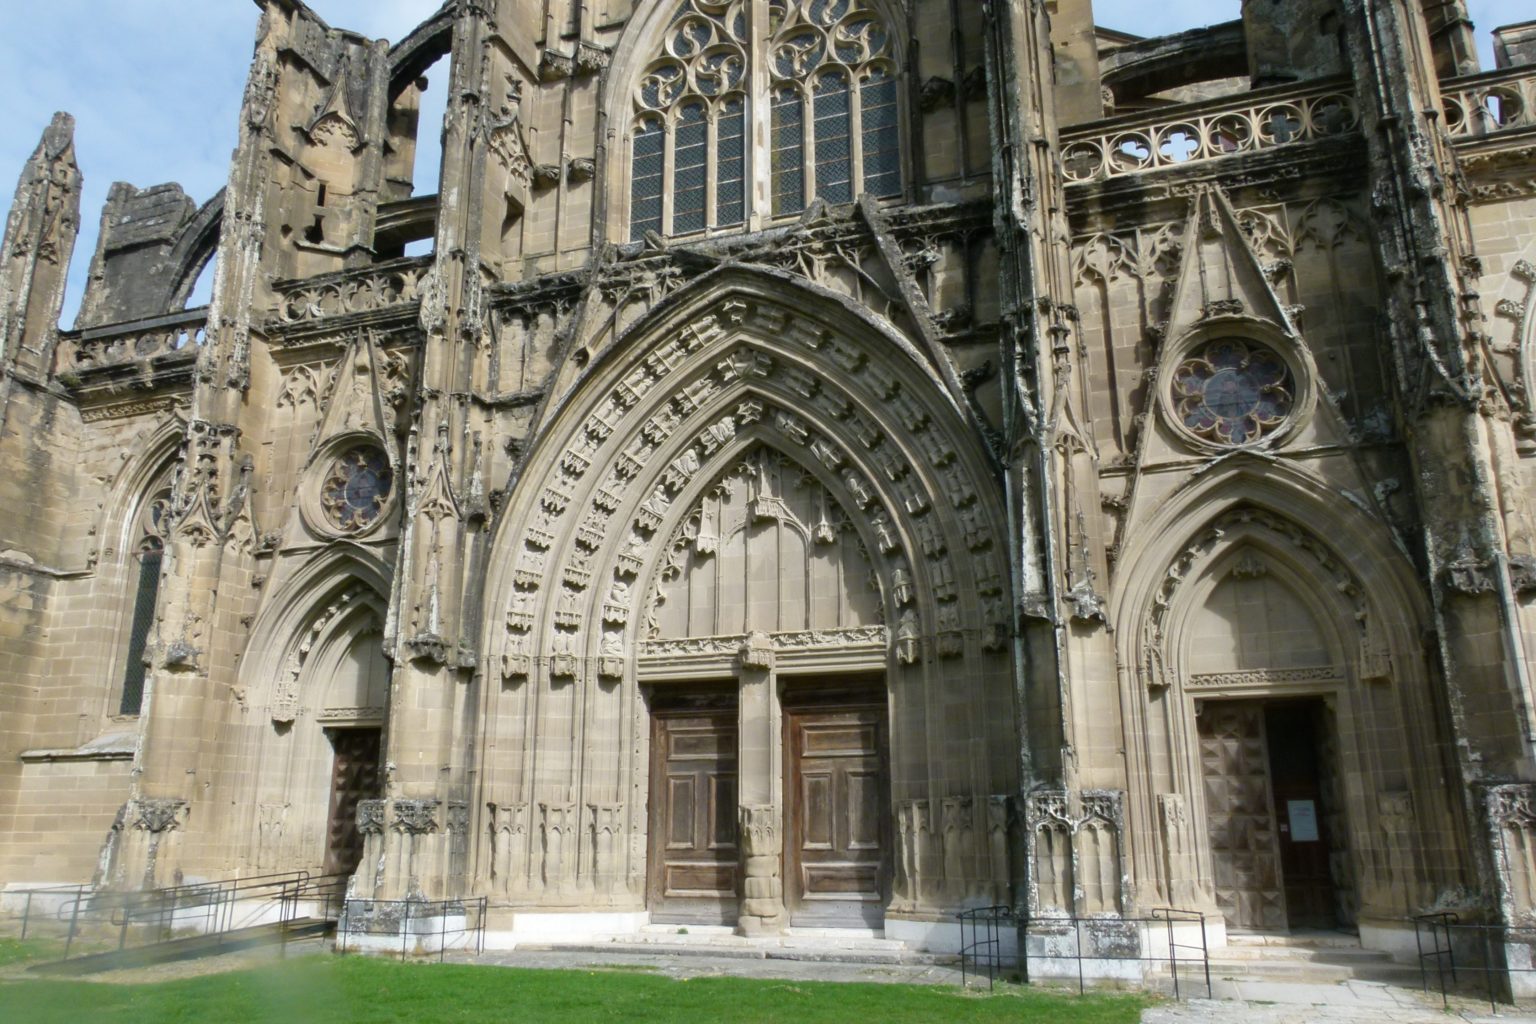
1198, 703, 1285, 931
846, 770, 881, 850
786, 704, 888, 927
666, 776, 697, 849
649, 709, 739, 924
324, 728, 382, 877
710, 774, 736, 849
801, 772, 835, 850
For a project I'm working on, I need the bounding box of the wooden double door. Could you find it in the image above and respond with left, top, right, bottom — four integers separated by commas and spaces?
647, 688, 890, 928
1198, 699, 1340, 931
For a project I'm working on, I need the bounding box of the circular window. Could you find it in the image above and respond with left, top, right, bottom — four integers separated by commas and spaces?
321, 446, 393, 532
1171, 338, 1295, 446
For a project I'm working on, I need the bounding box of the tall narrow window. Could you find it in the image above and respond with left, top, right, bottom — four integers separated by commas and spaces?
120, 490, 171, 716
630, 117, 665, 238
630, 0, 901, 239
674, 103, 709, 235
772, 88, 806, 217
716, 97, 747, 228
860, 68, 900, 197
812, 72, 853, 205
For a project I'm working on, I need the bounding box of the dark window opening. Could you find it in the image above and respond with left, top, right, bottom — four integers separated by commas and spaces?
120, 544, 162, 717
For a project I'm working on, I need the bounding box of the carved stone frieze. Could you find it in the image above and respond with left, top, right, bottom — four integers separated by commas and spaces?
391, 799, 441, 835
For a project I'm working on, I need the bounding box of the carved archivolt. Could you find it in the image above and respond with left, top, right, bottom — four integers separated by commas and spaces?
1490, 259, 1536, 447
1143, 506, 1384, 691
487, 282, 1012, 682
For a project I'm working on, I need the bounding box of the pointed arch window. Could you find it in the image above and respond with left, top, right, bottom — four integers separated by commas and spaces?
630, 0, 902, 241
120, 489, 171, 717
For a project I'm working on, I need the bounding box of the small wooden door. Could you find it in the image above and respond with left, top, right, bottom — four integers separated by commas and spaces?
1198, 702, 1285, 930
786, 705, 888, 927
1266, 703, 1337, 929
648, 710, 739, 924
324, 727, 382, 877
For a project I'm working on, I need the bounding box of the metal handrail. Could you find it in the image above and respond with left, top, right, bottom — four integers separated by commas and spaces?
1409, 914, 1536, 1014
14, 869, 327, 962
956, 905, 1212, 998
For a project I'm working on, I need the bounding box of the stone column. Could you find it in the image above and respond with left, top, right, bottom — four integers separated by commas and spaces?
736, 632, 784, 933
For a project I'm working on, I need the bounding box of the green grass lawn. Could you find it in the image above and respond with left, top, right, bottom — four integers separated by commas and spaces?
0, 955, 1151, 1023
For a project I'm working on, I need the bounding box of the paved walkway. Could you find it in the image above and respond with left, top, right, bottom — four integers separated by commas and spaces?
1142, 977, 1536, 1024
466, 948, 1536, 1023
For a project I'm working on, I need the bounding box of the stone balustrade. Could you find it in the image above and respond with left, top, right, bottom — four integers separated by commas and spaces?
271, 255, 431, 325
60, 307, 207, 373
1442, 67, 1536, 139
1060, 82, 1359, 184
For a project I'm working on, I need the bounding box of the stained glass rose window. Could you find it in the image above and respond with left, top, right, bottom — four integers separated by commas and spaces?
1171, 338, 1294, 446
322, 446, 393, 531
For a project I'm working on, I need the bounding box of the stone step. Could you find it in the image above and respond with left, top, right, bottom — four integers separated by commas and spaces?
1188, 953, 1424, 987
1212, 944, 1395, 963
516, 930, 965, 967
1224, 930, 1366, 949
516, 939, 954, 966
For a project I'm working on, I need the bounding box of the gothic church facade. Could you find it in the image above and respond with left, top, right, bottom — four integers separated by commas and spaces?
1, 0, 1535, 961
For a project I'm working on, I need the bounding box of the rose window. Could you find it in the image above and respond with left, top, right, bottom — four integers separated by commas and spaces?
1171, 339, 1295, 446
322, 446, 393, 531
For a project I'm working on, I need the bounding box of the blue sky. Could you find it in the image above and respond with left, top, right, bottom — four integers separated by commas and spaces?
0, 0, 1524, 327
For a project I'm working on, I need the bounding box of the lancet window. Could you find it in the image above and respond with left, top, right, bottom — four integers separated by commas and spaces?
630, 0, 901, 241
120, 488, 172, 716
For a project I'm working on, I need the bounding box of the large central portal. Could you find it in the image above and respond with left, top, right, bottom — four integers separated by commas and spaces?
784, 687, 889, 928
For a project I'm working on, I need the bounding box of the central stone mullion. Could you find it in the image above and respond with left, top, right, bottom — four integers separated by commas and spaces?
736, 632, 784, 934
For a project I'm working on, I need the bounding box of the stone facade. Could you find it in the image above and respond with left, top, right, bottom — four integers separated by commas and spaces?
0, 0, 1534, 965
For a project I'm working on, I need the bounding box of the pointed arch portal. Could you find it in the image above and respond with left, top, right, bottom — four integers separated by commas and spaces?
1110, 484, 1458, 932
478, 270, 1016, 926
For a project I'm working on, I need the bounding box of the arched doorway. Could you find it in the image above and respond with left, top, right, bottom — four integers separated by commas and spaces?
237, 569, 392, 878
476, 273, 1017, 931
1116, 494, 1462, 938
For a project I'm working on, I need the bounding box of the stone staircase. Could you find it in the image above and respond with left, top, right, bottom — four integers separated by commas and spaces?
1198, 931, 1422, 986
516, 924, 949, 966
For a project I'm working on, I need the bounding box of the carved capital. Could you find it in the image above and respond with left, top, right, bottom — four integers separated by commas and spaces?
737, 631, 775, 672
391, 798, 441, 835
357, 799, 386, 836
739, 804, 780, 856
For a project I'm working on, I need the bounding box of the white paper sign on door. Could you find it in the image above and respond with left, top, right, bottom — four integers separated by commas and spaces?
1287, 799, 1319, 842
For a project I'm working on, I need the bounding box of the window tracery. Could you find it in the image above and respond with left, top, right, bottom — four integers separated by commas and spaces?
1171, 338, 1295, 446
630, 0, 901, 240
321, 446, 394, 532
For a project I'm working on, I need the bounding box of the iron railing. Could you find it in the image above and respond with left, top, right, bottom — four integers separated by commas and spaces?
335, 896, 489, 962
957, 905, 1211, 998
13, 869, 348, 963
1414, 912, 1536, 1013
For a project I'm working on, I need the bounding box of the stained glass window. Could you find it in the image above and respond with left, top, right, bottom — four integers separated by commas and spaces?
631, 0, 901, 238
322, 446, 394, 532
772, 87, 806, 216
1171, 339, 1295, 446
630, 118, 665, 238
716, 97, 747, 227
813, 72, 853, 205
